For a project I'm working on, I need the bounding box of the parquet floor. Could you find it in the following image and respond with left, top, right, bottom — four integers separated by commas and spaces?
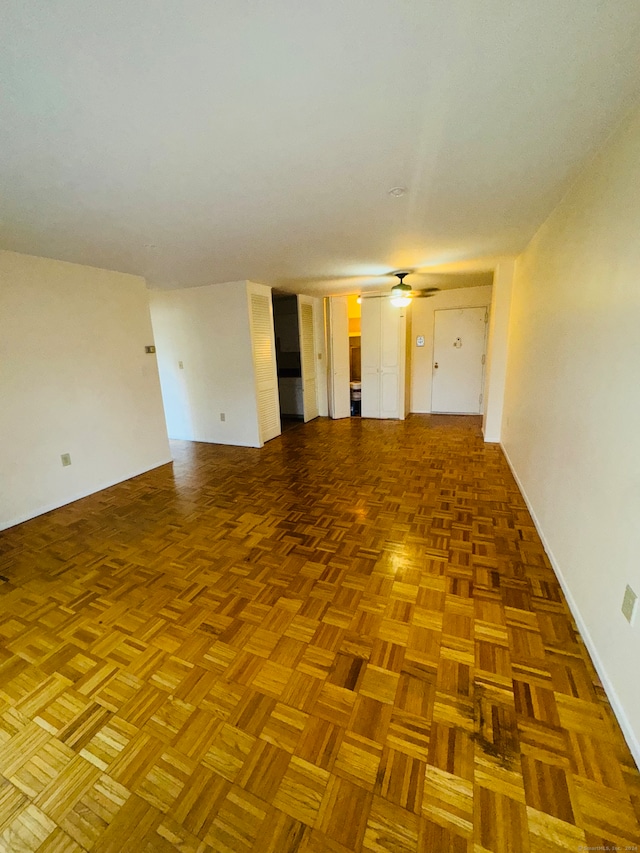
0, 415, 638, 853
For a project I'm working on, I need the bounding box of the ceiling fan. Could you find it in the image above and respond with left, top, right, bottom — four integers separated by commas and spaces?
360, 271, 440, 306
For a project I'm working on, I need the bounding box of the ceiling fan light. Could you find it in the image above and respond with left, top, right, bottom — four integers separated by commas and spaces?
389, 271, 412, 307
390, 295, 412, 307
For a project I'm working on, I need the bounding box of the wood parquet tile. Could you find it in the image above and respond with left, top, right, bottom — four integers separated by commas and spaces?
0, 414, 639, 852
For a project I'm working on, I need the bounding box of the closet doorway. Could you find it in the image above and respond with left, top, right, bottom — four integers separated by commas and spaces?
273, 294, 319, 430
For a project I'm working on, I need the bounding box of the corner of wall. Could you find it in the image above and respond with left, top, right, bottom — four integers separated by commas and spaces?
0, 250, 171, 527
482, 258, 516, 443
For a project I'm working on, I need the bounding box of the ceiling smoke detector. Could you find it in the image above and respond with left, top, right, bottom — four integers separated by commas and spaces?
388, 186, 406, 197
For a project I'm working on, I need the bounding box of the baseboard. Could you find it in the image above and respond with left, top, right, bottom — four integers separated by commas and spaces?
168, 434, 261, 448
0, 457, 174, 532
500, 443, 640, 768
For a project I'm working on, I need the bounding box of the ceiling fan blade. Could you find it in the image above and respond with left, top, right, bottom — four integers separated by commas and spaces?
361, 290, 439, 300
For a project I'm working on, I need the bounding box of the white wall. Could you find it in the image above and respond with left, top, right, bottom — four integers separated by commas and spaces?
149, 281, 262, 447
0, 250, 171, 530
483, 260, 515, 442
410, 285, 493, 413
502, 105, 640, 763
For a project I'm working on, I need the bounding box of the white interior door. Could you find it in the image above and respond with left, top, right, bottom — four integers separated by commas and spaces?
328, 296, 350, 419
361, 298, 406, 419
249, 291, 281, 443
379, 299, 405, 419
431, 307, 487, 413
360, 297, 380, 418
298, 296, 319, 422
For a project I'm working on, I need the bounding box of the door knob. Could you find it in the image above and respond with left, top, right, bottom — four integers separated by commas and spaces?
434, 362, 439, 369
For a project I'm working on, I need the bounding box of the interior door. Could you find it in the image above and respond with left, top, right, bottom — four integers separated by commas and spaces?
328, 296, 350, 419
379, 298, 405, 419
361, 298, 406, 419
249, 291, 281, 443
431, 307, 487, 413
298, 296, 319, 422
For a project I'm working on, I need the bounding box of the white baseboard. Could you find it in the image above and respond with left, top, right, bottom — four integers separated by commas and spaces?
500, 443, 640, 768
0, 457, 174, 532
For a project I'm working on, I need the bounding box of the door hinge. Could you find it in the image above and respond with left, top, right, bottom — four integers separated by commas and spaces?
479, 393, 483, 405
481, 354, 485, 365
485, 310, 489, 323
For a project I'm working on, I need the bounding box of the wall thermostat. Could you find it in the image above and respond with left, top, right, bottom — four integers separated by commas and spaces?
416, 336, 425, 347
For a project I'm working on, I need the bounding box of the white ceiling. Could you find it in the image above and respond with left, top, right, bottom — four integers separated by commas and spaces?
2, 1, 640, 296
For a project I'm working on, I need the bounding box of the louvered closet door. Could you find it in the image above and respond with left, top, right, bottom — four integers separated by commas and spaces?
250, 293, 281, 443
298, 297, 319, 422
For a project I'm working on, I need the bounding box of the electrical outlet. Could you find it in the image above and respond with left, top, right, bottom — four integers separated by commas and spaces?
220, 413, 226, 422
61, 453, 71, 467
178, 361, 184, 369
622, 585, 637, 624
